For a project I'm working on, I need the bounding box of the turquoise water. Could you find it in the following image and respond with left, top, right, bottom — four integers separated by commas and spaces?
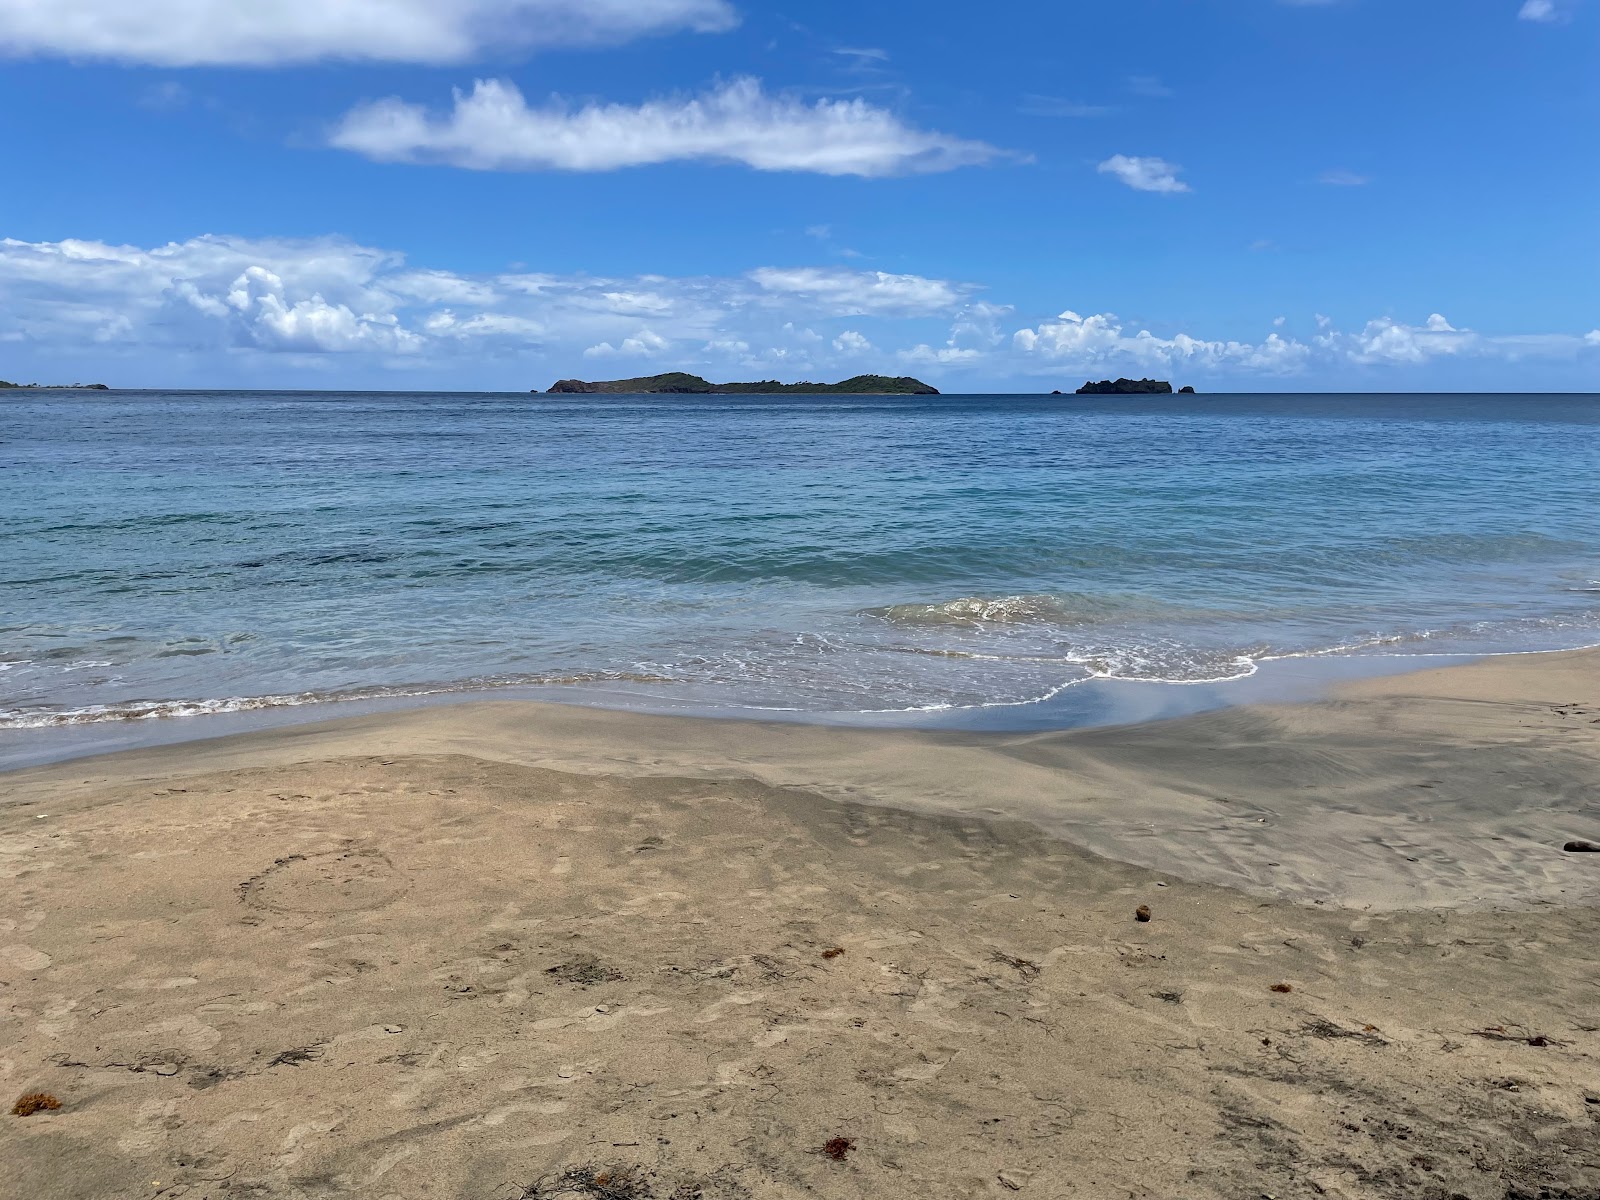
3, 390, 1598, 737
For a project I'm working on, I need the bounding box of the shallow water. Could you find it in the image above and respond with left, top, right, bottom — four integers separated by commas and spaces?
3, 390, 1597, 736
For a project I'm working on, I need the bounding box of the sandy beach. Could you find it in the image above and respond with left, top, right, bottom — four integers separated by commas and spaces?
3, 649, 1598, 1199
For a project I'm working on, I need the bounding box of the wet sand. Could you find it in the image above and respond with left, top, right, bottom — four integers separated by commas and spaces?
2, 649, 1598, 1198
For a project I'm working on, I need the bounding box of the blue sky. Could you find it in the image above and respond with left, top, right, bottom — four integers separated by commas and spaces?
1, 0, 1595, 392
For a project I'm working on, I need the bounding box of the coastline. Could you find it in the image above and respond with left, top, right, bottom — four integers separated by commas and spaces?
2, 646, 1597, 1197
0, 642, 1553, 774
6, 645, 1597, 910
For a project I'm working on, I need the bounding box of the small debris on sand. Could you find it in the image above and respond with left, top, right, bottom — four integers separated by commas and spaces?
11, 1092, 61, 1117
546, 956, 625, 987
821, 1136, 855, 1162
1270, 983, 1294, 994
1472, 1025, 1562, 1047
517, 1164, 650, 1199
992, 951, 1041, 980
1563, 840, 1598, 853
821, 946, 845, 959
1135, 905, 1152, 923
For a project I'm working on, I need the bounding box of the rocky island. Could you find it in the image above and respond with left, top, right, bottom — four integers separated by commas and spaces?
1073, 378, 1194, 395
543, 373, 938, 395
1, 379, 110, 390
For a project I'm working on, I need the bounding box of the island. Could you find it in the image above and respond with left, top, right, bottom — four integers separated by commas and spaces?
1074, 378, 1174, 395
542, 373, 938, 395
1, 379, 110, 390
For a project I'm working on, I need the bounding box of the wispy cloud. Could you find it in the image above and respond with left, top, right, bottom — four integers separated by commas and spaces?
1318, 168, 1371, 186
1097, 154, 1190, 194
0, 0, 737, 65
1518, 0, 1561, 21
833, 46, 889, 62
749, 267, 969, 316
331, 77, 1009, 177
1019, 95, 1115, 118
1126, 75, 1174, 98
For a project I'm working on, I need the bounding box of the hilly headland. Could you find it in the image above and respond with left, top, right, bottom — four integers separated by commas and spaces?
543, 372, 939, 395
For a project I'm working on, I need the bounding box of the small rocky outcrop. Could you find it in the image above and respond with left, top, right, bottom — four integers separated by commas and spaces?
1075, 378, 1173, 395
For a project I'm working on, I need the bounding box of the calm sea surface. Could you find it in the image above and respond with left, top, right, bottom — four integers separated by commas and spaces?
3, 391, 1598, 740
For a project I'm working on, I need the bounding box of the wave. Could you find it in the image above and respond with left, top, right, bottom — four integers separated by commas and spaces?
0, 670, 678, 729
863, 592, 1211, 628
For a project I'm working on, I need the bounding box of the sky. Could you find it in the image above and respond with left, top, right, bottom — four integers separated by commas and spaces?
0, 0, 1596, 393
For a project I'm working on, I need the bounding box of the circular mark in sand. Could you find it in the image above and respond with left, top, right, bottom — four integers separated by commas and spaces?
238, 849, 408, 913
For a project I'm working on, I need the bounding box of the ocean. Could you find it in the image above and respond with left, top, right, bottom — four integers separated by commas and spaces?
4, 390, 1598, 758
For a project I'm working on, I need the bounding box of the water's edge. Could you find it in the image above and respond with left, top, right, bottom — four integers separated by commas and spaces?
0, 646, 1503, 773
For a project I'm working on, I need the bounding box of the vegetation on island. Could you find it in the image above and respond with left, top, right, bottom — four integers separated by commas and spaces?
543, 373, 939, 395
1073, 378, 1178, 395
0, 379, 110, 390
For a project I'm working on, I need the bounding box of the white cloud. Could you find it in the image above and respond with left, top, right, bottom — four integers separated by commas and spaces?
1319, 168, 1371, 186
898, 344, 982, 366
0, 0, 736, 65
332, 77, 1005, 177
1097, 154, 1190, 194
749, 266, 968, 315
4, 233, 1595, 388
1518, 0, 1559, 20
583, 329, 671, 358
1014, 310, 1311, 373
1013, 307, 1600, 377
833, 46, 889, 62
1331, 313, 1477, 364
0, 233, 981, 379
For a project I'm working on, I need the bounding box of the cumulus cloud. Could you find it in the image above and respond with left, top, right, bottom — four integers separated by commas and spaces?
749, 267, 969, 315
0, 234, 974, 375
584, 329, 671, 358
4, 233, 1595, 387
332, 77, 1006, 177
1014, 310, 1309, 372
1097, 154, 1190, 194
1518, 0, 1560, 20
1334, 313, 1475, 364
0, 0, 736, 66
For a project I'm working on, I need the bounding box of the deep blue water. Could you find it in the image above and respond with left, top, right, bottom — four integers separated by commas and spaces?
3, 390, 1598, 733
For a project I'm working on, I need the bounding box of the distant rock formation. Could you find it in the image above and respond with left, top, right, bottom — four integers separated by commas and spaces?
543, 373, 938, 396
1179, 385, 1196, 394
1075, 378, 1173, 395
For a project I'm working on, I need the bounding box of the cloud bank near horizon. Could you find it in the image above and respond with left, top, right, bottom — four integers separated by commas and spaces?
1, 234, 1594, 387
